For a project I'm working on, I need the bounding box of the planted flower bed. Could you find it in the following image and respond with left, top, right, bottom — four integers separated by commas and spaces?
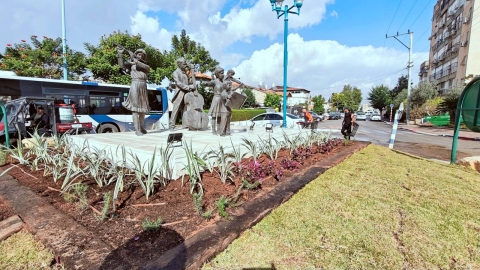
0, 131, 357, 268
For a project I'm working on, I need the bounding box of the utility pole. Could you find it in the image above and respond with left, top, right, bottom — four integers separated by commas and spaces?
386, 30, 414, 124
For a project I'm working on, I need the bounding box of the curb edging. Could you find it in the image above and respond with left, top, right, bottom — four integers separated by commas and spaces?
382, 121, 480, 141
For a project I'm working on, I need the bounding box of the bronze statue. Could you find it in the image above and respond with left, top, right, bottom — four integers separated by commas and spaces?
117, 46, 150, 136
203, 67, 227, 135
219, 81, 234, 136
169, 58, 208, 130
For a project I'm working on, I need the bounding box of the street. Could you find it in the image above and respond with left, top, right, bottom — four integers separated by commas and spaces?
314, 118, 480, 161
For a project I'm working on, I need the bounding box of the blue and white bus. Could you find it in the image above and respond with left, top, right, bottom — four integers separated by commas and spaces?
0, 71, 169, 133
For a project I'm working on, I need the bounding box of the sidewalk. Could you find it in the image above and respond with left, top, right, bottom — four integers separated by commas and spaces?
384, 121, 480, 141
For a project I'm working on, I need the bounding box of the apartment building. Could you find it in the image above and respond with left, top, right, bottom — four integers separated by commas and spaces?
271, 86, 311, 106
418, 61, 429, 82
427, 0, 480, 94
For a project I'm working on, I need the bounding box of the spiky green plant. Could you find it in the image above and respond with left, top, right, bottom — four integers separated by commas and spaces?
216, 196, 230, 219
97, 191, 112, 221
209, 145, 236, 184
241, 138, 260, 162
182, 140, 207, 195
142, 217, 163, 231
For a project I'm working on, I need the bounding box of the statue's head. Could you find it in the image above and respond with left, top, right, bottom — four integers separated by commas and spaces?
227, 69, 235, 77
134, 49, 147, 62
176, 57, 186, 69
214, 67, 224, 80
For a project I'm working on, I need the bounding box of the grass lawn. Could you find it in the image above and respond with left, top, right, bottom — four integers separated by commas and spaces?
204, 144, 480, 269
0, 231, 54, 269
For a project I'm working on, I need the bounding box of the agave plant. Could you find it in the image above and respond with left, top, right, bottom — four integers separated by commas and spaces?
241, 138, 260, 162
258, 135, 282, 160
209, 145, 236, 184
182, 139, 208, 195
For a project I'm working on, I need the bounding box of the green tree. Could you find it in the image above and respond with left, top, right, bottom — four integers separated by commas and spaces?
368, 84, 391, 113
438, 86, 462, 124
264, 93, 281, 109
0, 36, 87, 79
197, 83, 213, 108
410, 81, 437, 107
167, 29, 219, 78
241, 88, 256, 108
330, 85, 363, 111
390, 75, 409, 99
84, 31, 169, 85
311, 95, 325, 114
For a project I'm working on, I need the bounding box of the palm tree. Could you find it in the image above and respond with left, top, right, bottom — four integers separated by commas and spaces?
437, 87, 462, 124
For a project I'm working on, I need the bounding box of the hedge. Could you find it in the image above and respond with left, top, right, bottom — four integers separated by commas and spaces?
203, 109, 267, 121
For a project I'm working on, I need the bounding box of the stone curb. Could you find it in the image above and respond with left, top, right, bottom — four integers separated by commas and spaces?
382, 121, 480, 141
0, 172, 113, 269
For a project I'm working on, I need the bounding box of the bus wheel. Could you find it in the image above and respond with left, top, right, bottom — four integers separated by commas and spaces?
99, 124, 119, 133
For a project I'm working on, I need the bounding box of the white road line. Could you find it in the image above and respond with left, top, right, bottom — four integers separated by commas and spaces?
375, 130, 388, 134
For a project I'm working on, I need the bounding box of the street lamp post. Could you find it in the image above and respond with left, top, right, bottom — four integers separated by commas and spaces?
61, 0, 68, 80
269, 0, 304, 128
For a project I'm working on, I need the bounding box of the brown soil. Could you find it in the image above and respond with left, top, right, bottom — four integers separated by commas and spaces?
393, 141, 471, 161
0, 196, 14, 221
3, 139, 356, 268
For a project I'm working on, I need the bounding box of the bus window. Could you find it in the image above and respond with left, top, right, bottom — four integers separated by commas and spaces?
89, 96, 121, 115
148, 91, 163, 113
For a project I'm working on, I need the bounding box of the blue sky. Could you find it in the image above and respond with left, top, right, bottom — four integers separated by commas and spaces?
1, 0, 436, 101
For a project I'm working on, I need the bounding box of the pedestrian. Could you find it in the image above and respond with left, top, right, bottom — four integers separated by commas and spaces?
341, 108, 354, 140
302, 108, 313, 129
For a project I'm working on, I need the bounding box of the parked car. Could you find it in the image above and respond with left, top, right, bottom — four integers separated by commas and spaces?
328, 112, 341, 120
356, 111, 367, 121
370, 113, 382, 121
322, 113, 329, 120
236, 112, 305, 128
308, 111, 323, 121
340, 112, 345, 118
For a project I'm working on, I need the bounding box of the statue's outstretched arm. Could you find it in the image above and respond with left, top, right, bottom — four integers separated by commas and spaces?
135, 61, 151, 74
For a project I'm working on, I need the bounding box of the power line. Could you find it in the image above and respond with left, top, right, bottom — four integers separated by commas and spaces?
397, 0, 418, 31
408, 0, 434, 29
317, 68, 407, 91
387, 0, 404, 34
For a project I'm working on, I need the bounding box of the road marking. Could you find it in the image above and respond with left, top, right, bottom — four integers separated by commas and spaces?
375, 130, 388, 134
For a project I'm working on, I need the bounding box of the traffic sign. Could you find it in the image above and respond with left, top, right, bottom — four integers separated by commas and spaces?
390, 104, 394, 108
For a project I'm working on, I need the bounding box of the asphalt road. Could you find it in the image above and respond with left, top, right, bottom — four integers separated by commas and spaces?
314, 118, 480, 160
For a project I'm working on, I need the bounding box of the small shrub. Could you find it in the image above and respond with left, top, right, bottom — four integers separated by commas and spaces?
280, 159, 301, 171
193, 192, 203, 214
241, 159, 266, 183
201, 209, 213, 220
142, 217, 163, 231
216, 196, 230, 219
97, 191, 112, 221
242, 178, 261, 190
63, 183, 89, 209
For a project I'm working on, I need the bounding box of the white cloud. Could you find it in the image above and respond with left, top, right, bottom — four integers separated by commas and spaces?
0, 0, 137, 52
130, 11, 172, 51
330, 10, 339, 18
130, 0, 334, 67
232, 34, 429, 100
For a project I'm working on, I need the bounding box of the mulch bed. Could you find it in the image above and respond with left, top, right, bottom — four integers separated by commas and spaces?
1, 139, 363, 269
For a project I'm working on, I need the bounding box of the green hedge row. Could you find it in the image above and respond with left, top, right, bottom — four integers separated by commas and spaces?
204, 109, 266, 121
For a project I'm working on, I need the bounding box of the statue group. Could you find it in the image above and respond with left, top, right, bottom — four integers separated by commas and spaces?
118, 46, 245, 136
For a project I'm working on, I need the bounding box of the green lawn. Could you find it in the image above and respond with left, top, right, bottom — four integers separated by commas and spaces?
0, 231, 54, 269
204, 145, 480, 269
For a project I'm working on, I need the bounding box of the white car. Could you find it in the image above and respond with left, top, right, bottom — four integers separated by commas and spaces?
356, 112, 367, 121
370, 114, 382, 121
237, 112, 305, 128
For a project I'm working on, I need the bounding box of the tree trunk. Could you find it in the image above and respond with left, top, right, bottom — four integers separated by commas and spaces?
450, 111, 456, 125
